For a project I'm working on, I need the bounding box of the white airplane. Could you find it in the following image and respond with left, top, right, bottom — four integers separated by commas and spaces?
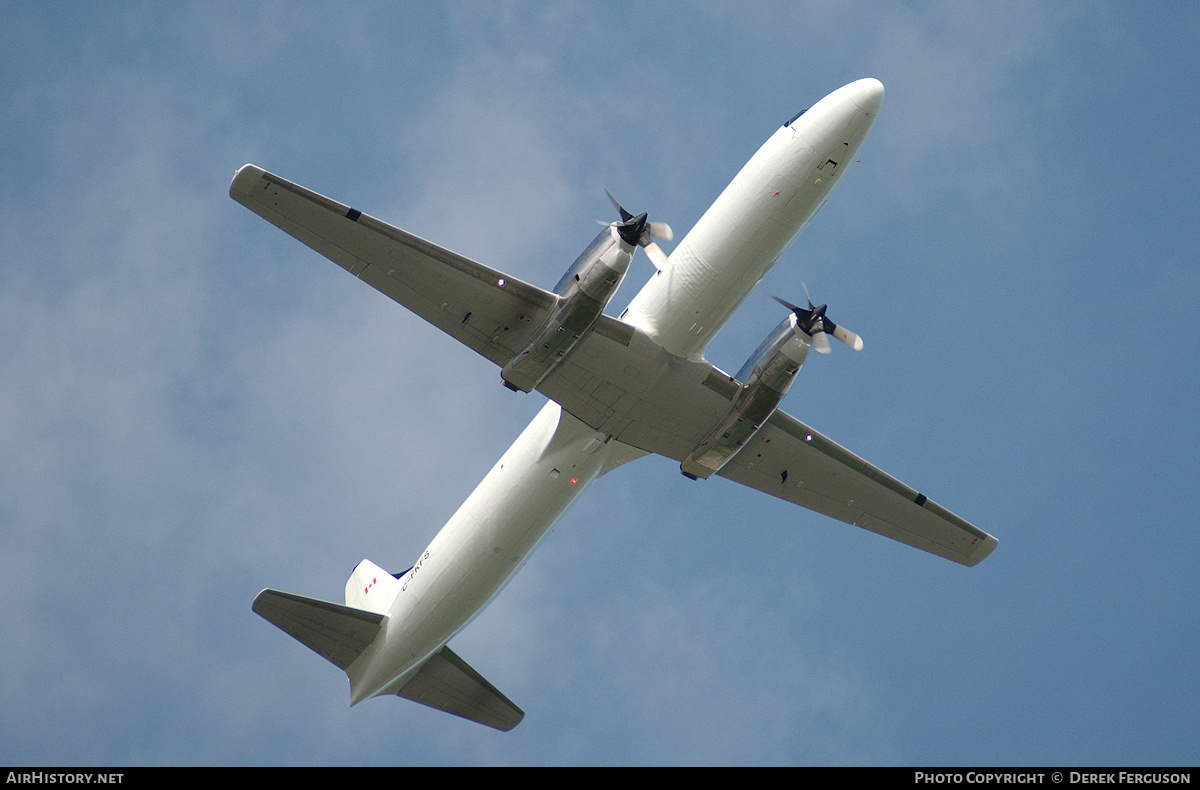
231, 78, 996, 732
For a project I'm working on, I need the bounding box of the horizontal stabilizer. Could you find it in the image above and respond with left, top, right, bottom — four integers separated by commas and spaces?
252, 589, 383, 671
397, 645, 525, 732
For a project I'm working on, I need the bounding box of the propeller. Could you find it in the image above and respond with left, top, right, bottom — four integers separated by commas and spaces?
601, 188, 673, 271
772, 289, 863, 354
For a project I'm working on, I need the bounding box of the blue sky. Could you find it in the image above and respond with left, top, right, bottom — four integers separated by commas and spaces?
2, 1, 1197, 766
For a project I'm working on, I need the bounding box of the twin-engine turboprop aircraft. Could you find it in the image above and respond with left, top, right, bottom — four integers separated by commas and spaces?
231, 78, 997, 732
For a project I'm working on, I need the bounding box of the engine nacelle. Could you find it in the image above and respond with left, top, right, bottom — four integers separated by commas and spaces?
681, 312, 812, 479
501, 225, 636, 393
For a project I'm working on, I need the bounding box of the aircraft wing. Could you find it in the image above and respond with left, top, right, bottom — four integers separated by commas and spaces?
535, 325, 997, 566
229, 165, 557, 367
715, 411, 997, 566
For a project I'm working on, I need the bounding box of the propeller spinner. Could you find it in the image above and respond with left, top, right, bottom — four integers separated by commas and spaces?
772, 291, 863, 354
602, 189, 673, 271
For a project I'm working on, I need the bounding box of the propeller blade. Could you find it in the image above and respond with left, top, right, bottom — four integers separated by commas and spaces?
644, 242, 670, 271
648, 221, 673, 242
830, 323, 863, 351
812, 331, 832, 354
604, 187, 634, 222
800, 281, 817, 311
771, 295, 803, 313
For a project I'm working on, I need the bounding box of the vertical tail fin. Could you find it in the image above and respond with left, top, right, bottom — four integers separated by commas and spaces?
345, 558, 402, 614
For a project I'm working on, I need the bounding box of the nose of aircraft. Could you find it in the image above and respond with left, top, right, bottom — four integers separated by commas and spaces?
845, 77, 885, 114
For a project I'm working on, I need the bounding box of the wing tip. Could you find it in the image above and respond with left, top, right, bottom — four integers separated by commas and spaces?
230, 163, 267, 200
961, 534, 999, 567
